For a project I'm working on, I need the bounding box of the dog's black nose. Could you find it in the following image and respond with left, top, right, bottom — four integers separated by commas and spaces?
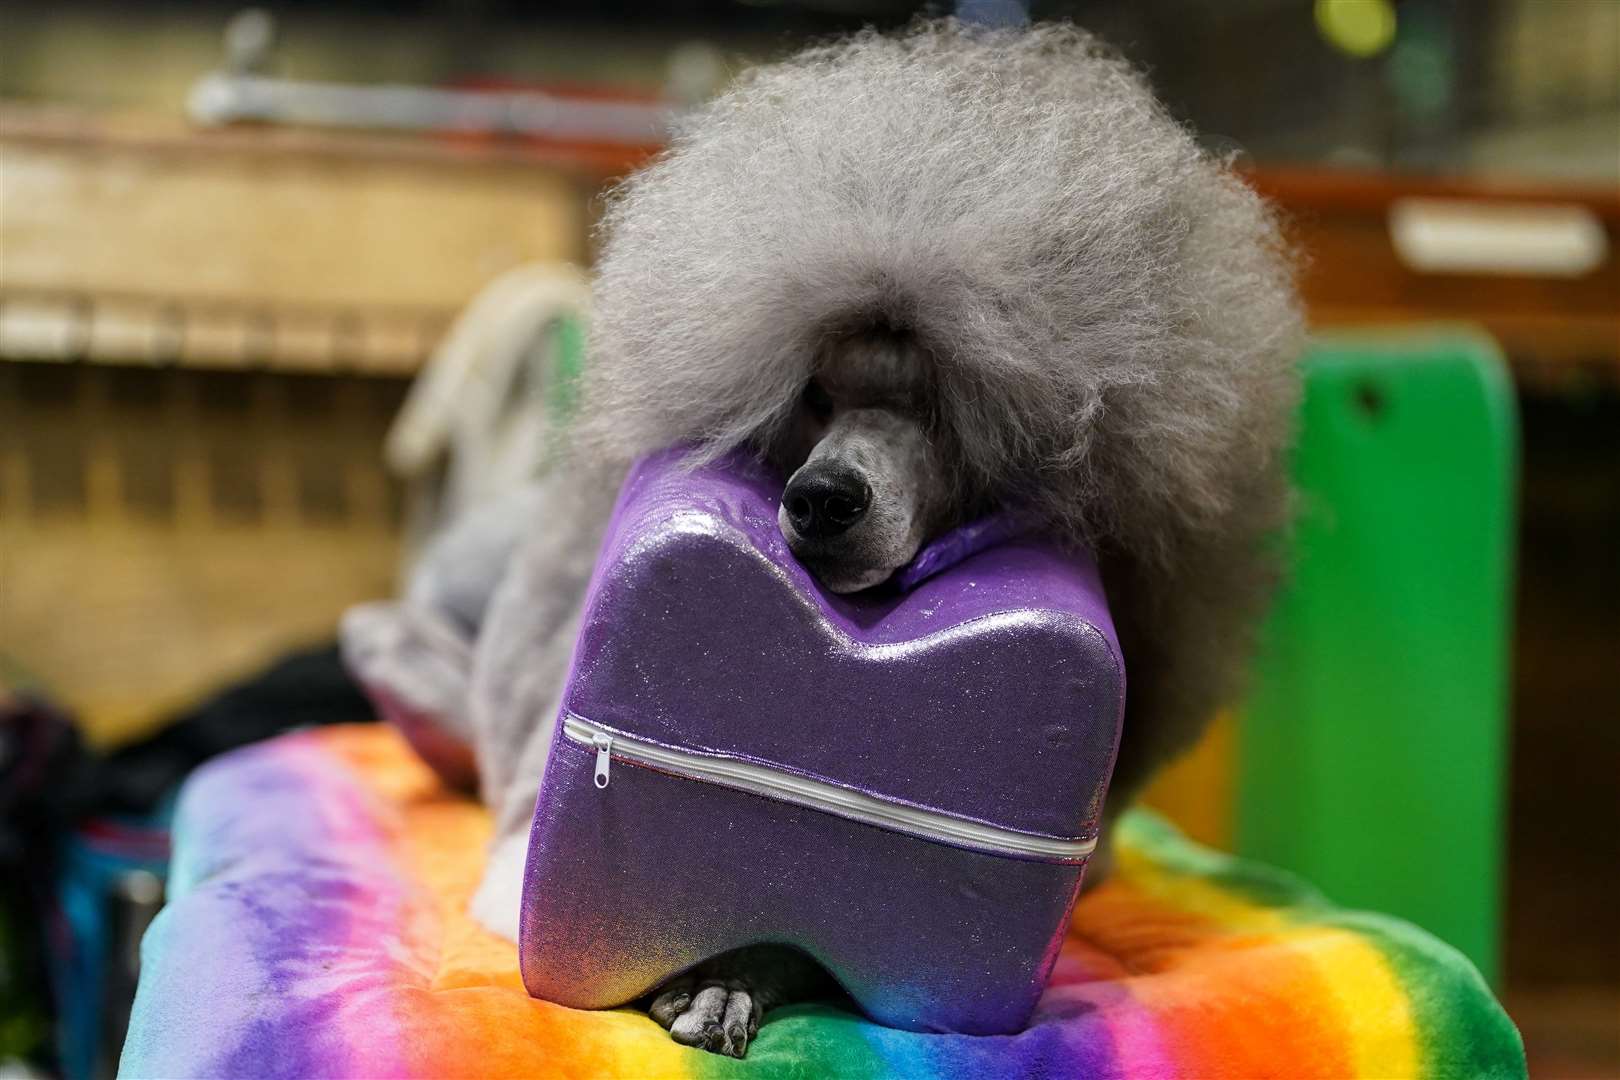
783, 468, 871, 539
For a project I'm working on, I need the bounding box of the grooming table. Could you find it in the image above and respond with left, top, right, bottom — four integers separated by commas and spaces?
120, 725, 1523, 1079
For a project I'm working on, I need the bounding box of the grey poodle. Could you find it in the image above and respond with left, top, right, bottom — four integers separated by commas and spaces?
343, 19, 1302, 1059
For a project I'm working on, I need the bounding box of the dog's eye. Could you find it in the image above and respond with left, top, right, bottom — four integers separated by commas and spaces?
802, 379, 834, 421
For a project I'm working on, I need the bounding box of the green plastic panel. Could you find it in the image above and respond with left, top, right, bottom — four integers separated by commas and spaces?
547, 314, 586, 427
1237, 330, 1518, 985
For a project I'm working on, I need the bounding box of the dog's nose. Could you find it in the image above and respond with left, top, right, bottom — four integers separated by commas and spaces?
783, 468, 871, 539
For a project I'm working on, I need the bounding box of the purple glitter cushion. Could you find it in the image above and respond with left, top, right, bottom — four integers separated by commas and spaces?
520, 448, 1125, 1034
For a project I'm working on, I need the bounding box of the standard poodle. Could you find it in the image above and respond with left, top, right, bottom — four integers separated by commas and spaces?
344, 19, 1302, 1058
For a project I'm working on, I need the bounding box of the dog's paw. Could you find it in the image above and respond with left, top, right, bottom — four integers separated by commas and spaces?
650, 974, 761, 1058
646, 945, 833, 1058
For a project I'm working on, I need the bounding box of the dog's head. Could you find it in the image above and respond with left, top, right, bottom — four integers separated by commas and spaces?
584, 20, 1302, 599
771, 330, 955, 593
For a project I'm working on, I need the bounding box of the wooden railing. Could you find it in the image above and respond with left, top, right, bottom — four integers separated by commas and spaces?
4, 104, 1613, 384
0, 104, 597, 373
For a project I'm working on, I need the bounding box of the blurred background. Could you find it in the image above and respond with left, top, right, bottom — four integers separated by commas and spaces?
1, 1, 1615, 1076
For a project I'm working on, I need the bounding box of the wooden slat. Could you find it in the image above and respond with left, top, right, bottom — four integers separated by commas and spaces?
0, 362, 407, 746
1, 104, 591, 372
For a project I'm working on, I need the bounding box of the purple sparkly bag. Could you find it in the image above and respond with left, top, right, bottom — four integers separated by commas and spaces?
520, 448, 1125, 1035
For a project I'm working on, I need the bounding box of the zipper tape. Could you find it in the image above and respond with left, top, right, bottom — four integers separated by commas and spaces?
563, 715, 1096, 863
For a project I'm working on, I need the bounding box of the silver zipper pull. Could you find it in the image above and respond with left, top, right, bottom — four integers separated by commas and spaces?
593, 733, 613, 788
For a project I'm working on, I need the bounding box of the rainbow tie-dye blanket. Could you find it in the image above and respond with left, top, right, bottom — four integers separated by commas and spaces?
120, 725, 1522, 1079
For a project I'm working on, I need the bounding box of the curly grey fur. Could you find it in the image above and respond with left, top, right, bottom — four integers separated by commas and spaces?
581, 20, 1304, 806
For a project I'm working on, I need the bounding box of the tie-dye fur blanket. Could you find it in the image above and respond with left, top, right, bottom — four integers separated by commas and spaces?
121, 725, 1522, 1079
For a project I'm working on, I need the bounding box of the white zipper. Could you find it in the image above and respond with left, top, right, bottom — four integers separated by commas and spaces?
563, 716, 1095, 863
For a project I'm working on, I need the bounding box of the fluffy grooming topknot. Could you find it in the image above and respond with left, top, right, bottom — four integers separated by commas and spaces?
586, 20, 1300, 561
583, 19, 1305, 799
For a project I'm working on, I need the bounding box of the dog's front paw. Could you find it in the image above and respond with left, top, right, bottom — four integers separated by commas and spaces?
650, 974, 761, 1058
647, 944, 832, 1058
